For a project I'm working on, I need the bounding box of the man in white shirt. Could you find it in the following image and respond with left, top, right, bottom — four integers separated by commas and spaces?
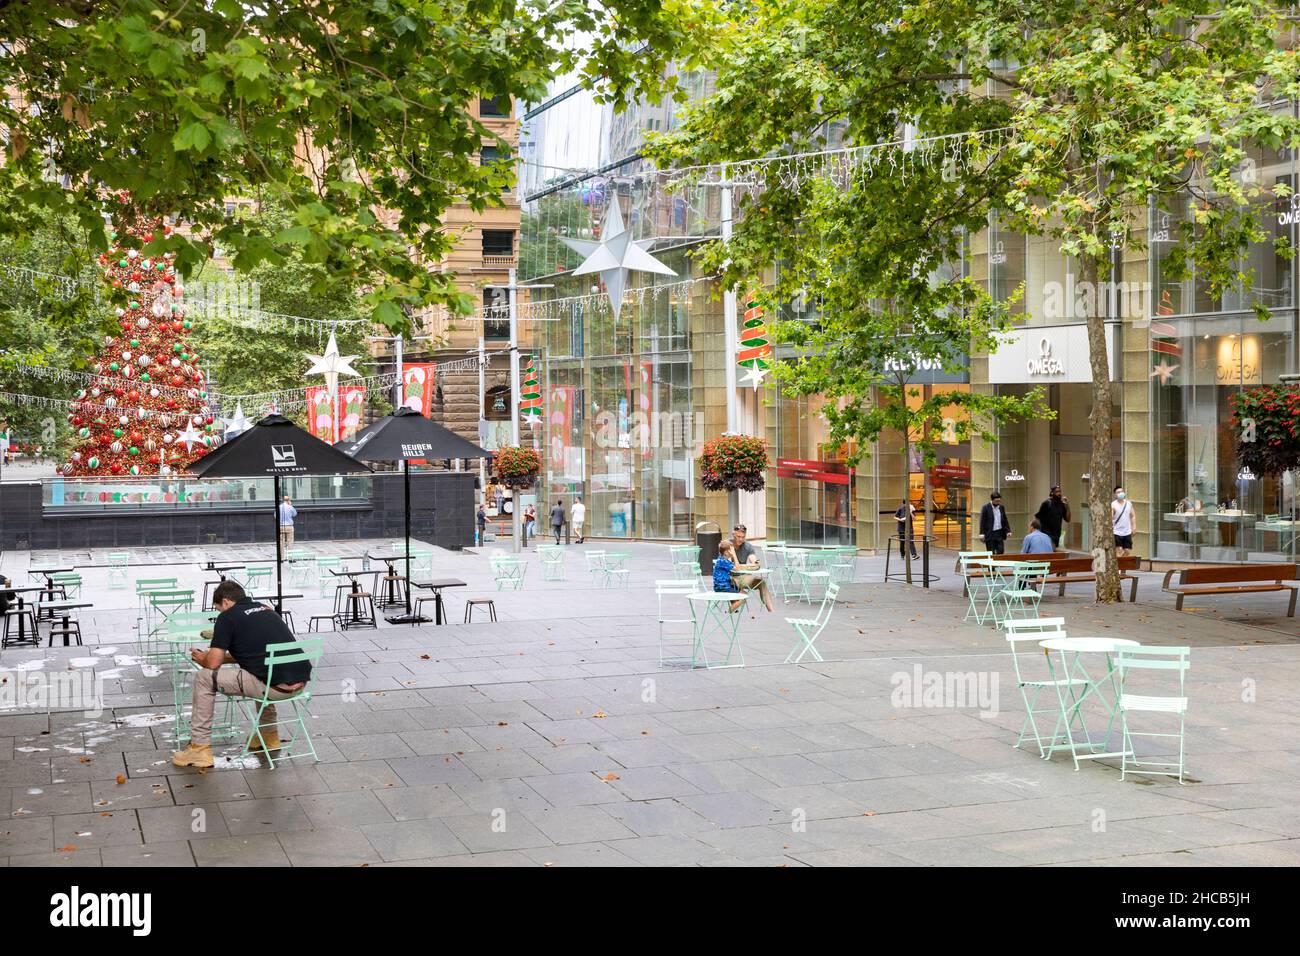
1111, 486, 1136, 557
278, 496, 298, 549
571, 497, 587, 543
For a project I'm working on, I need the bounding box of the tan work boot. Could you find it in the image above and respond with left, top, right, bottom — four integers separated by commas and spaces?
172, 743, 214, 769
247, 729, 281, 752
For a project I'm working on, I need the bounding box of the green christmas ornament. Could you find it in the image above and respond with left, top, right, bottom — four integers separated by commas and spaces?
109, 362, 120, 372
183, 320, 192, 329
113, 428, 123, 438
141, 373, 151, 382
118, 258, 128, 267
130, 338, 140, 348
128, 446, 139, 455
173, 343, 182, 352
198, 390, 207, 398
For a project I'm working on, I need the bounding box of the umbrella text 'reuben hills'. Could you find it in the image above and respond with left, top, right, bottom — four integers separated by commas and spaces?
341, 407, 490, 623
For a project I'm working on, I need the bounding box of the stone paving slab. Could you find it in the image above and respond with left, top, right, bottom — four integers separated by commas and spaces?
1, 540, 1299, 866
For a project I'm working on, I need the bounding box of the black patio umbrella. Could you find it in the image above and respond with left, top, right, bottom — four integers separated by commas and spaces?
189, 414, 372, 612
341, 406, 490, 623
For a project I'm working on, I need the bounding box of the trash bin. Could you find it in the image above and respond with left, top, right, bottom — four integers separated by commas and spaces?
695, 520, 721, 575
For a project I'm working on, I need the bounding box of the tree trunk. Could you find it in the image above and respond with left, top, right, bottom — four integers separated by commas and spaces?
1082, 249, 1121, 602
902, 433, 914, 585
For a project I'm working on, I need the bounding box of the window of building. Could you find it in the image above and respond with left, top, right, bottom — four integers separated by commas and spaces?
482, 230, 514, 258
480, 145, 513, 191
483, 287, 509, 339
479, 96, 507, 118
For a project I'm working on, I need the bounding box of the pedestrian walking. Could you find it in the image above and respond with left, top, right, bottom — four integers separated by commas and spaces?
1034, 484, 1070, 548
571, 496, 586, 543
978, 491, 1011, 554
894, 498, 918, 559
278, 495, 298, 549
549, 499, 566, 545
1112, 486, 1136, 557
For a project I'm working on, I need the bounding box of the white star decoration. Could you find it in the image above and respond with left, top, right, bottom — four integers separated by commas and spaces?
177, 421, 204, 452
305, 331, 361, 380
1150, 362, 1179, 384
740, 365, 770, 389
222, 401, 250, 438
561, 202, 676, 320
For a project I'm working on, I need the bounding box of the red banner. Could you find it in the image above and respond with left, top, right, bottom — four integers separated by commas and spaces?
306, 387, 334, 443
776, 458, 851, 485
306, 385, 366, 443
401, 363, 437, 416
548, 384, 576, 475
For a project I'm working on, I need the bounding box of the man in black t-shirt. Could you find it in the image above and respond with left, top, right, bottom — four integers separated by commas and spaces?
173, 581, 314, 769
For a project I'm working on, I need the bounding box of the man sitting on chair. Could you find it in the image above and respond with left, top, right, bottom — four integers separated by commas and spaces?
173, 581, 313, 769
730, 524, 776, 612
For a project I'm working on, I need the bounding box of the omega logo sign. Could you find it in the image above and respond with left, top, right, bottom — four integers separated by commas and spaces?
1280, 195, 1300, 227
1026, 338, 1065, 376
1004, 468, 1026, 482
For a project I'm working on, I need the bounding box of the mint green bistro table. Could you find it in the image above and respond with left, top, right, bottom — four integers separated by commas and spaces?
1039, 636, 1140, 770
687, 591, 750, 668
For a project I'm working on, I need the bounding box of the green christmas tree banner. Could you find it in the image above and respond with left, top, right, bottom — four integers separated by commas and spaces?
520, 355, 543, 423
737, 281, 773, 389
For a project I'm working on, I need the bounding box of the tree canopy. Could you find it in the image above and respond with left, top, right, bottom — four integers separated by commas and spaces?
0, 0, 719, 330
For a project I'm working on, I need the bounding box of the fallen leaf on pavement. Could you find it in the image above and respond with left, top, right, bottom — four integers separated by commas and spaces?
599, 772, 620, 782
115, 774, 126, 785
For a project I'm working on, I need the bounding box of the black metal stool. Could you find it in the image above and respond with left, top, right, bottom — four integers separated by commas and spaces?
377, 573, 408, 609
48, 617, 83, 647
340, 591, 377, 629
2, 607, 40, 647
463, 598, 497, 623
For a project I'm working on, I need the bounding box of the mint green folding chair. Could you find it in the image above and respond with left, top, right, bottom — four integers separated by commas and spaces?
959, 556, 998, 624
286, 549, 316, 588
108, 552, 131, 590
537, 545, 566, 581
996, 562, 1049, 625
785, 581, 839, 663
315, 557, 343, 598
1003, 617, 1086, 757
1117, 646, 1190, 784
655, 579, 698, 666
238, 637, 324, 769
240, 564, 273, 592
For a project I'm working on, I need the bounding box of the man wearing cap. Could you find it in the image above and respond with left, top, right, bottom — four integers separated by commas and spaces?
1034, 484, 1070, 549
978, 491, 1011, 554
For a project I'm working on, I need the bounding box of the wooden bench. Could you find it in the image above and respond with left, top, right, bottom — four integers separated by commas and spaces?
1161, 563, 1299, 616
1042, 556, 1141, 602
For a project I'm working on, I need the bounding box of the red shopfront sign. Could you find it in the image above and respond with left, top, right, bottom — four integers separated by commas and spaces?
931, 464, 971, 481
776, 458, 852, 485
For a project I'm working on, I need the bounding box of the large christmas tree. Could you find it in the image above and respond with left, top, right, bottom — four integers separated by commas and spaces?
61, 201, 218, 477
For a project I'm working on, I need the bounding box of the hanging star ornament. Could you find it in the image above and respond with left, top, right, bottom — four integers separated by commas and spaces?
740, 365, 770, 389
560, 201, 676, 320
1150, 362, 1179, 385
176, 421, 204, 452
222, 401, 250, 438
305, 331, 361, 380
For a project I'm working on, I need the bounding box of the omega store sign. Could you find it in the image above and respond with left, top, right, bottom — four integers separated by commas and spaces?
986, 323, 1118, 384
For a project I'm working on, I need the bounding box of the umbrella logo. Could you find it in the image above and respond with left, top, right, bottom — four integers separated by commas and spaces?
272, 444, 297, 467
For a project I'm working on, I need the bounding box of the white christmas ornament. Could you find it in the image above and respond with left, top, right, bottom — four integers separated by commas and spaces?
176, 422, 204, 451
560, 201, 676, 320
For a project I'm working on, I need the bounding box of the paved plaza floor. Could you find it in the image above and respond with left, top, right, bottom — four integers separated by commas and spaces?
1, 540, 1298, 867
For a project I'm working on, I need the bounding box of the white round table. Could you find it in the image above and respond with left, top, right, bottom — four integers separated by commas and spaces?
1038, 636, 1140, 768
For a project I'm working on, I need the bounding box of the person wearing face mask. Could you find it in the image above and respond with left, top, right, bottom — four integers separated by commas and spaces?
1034, 484, 1071, 549
1111, 485, 1136, 557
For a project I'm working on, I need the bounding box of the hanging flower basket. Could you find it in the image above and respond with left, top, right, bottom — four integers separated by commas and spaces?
495, 445, 542, 489
1230, 386, 1300, 477
697, 435, 768, 492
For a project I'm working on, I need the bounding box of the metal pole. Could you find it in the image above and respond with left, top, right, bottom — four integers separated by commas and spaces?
509, 266, 522, 554
720, 166, 740, 529
393, 333, 403, 410
329, 372, 339, 445
478, 331, 487, 507
403, 460, 412, 615
273, 474, 283, 614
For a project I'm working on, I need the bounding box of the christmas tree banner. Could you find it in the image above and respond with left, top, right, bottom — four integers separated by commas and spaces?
401, 363, 437, 416
520, 355, 543, 423
340, 386, 366, 441
737, 282, 773, 389
306, 387, 334, 442
305, 386, 367, 442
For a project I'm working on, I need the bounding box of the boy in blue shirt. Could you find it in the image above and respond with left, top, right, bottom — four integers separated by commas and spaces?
712, 541, 745, 612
